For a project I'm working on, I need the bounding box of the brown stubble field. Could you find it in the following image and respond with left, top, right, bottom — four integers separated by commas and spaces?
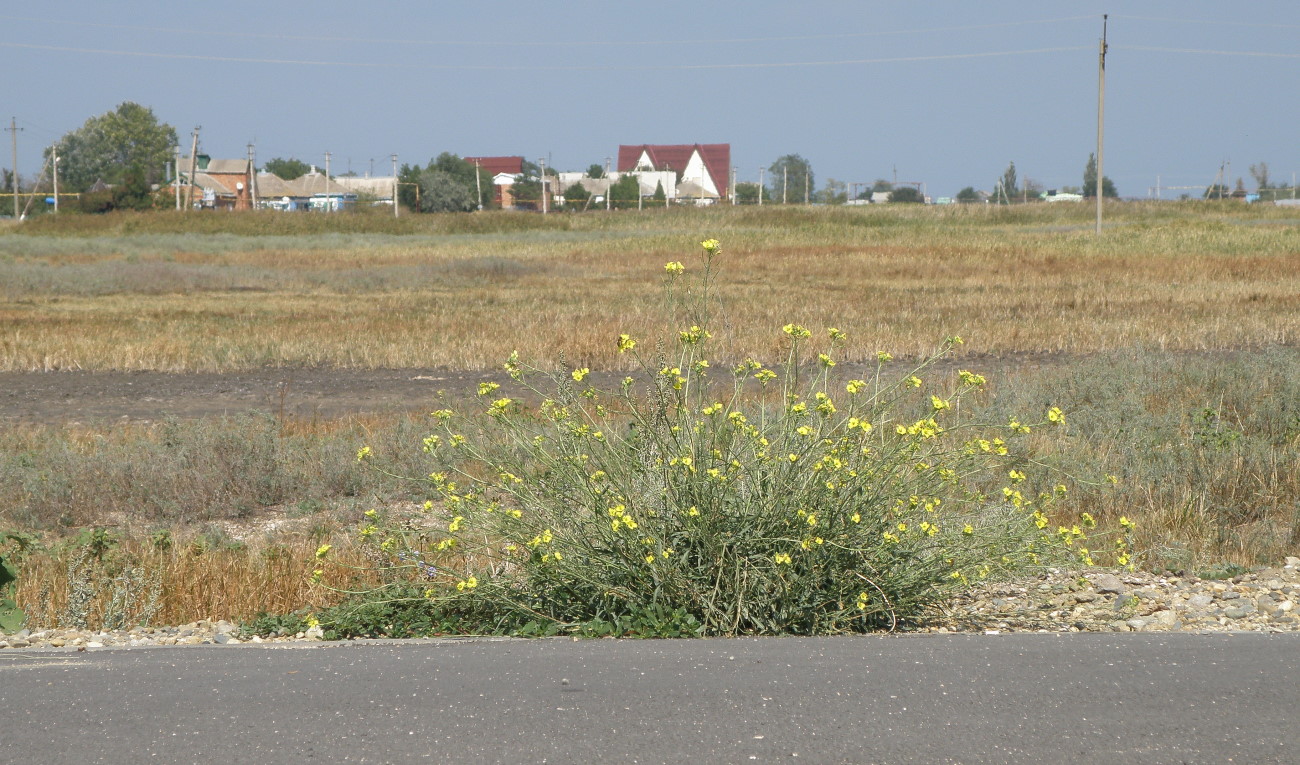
2, 201, 1298, 626
1, 202, 1298, 373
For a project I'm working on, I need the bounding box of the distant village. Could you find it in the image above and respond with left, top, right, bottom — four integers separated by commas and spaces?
179, 144, 737, 212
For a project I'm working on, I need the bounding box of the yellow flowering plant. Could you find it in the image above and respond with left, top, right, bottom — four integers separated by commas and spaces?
346, 238, 1108, 637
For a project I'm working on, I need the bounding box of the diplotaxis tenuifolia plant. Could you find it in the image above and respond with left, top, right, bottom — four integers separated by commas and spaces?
337, 238, 1123, 637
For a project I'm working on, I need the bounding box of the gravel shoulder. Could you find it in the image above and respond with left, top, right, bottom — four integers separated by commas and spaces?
5, 558, 1297, 650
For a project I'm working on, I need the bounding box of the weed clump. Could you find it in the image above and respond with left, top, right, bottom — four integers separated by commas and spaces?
333, 239, 1115, 637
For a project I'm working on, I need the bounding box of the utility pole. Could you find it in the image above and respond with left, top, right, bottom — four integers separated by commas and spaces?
537, 157, 548, 214
324, 152, 332, 211
782, 166, 788, 204
186, 127, 200, 211
247, 143, 257, 210
174, 145, 181, 210
805, 172, 810, 205
1095, 13, 1108, 235
7, 117, 21, 219
473, 158, 483, 211
51, 145, 59, 213
604, 157, 611, 211
730, 166, 737, 205
392, 154, 400, 218
758, 167, 764, 206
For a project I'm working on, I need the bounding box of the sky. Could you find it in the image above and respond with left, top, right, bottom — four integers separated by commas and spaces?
3, 1, 1298, 199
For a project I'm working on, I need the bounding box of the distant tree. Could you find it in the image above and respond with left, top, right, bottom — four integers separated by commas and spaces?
397, 163, 422, 210
1203, 183, 1230, 200
1249, 162, 1271, 190
955, 186, 981, 203
418, 170, 477, 213
47, 102, 177, 192
263, 157, 311, 180
767, 154, 814, 203
889, 186, 923, 203
818, 178, 847, 205
734, 182, 768, 204
75, 164, 154, 213
871, 179, 893, 193
652, 181, 666, 202
587, 164, 605, 179
608, 174, 642, 209
1082, 153, 1117, 198
995, 162, 1019, 203
563, 182, 590, 210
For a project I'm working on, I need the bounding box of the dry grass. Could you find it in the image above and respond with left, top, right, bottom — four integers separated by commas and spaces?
2, 203, 1297, 372
11, 532, 376, 628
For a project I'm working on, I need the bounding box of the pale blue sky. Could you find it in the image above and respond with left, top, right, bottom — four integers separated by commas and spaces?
4, 2, 1298, 198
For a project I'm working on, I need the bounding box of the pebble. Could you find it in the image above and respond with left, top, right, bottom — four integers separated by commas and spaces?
915, 559, 1300, 634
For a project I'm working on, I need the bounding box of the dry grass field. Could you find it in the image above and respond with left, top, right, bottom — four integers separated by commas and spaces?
2, 202, 1297, 372
2, 201, 1298, 628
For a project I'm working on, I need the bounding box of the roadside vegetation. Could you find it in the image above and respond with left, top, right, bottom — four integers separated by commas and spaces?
1, 203, 1297, 635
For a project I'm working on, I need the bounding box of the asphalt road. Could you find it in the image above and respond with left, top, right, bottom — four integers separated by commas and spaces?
2, 633, 1296, 764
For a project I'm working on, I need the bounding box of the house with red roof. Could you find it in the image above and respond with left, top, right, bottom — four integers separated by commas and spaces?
464, 156, 528, 208
617, 144, 730, 201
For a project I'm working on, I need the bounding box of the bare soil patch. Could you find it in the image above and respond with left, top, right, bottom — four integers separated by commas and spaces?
0, 352, 1096, 426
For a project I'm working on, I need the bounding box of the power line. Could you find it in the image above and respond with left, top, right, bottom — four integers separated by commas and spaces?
1110, 15, 1300, 31
1115, 45, 1300, 60
0, 14, 1097, 49
0, 41, 1092, 70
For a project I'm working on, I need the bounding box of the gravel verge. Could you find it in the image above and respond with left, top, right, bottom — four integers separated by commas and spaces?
3, 557, 1297, 649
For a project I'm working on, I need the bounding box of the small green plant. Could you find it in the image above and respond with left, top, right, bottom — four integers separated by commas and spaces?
0, 552, 24, 633
338, 238, 1110, 636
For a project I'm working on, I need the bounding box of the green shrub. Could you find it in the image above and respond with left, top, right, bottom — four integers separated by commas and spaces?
337, 239, 1108, 636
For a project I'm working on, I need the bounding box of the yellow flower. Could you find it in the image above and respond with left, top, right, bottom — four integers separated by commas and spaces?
686, 506, 700, 517
431, 409, 454, 421
851, 512, 861, 523
876, 351, 894, 363
679, 325, 711, 345
355, 446, 372, 462
616, 334, 637, 353
477, 381, 500, 396
664, 261, 685, 275
645, 554, 656, 564
1008, 469, 1026, 484
572, 367, 589, 382
1047, 406, 1066, 425
700, 238, 721, 253
845, 379, 866, 395
782, 323, 812, 339
314, 544, 332, 559
448, 516, 464, 533
818, 353, 836, 368
931, 395, 950, 412
1119, 516, 1137, 530
754, 368, 777, 384
958, 370, 986, 386
906, 375, 923, 388
963, 524, 974, 535
773, 553, 793, 565
827, 327, 847, 341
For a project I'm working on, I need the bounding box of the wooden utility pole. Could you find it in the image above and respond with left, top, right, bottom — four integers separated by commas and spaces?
7, 117, 21, 219
473, 158, 483, 211
247, 143, 258, 210
538, 157, 547, 214
51, 145, 59, 213
324, 152, 332, 210
186, 127, 200, 211
758, 167, 764, 206
782, 166, 788, 204
392, 155, 400, 218
174, 145, 182, 210
1095, 14, 1108, 235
